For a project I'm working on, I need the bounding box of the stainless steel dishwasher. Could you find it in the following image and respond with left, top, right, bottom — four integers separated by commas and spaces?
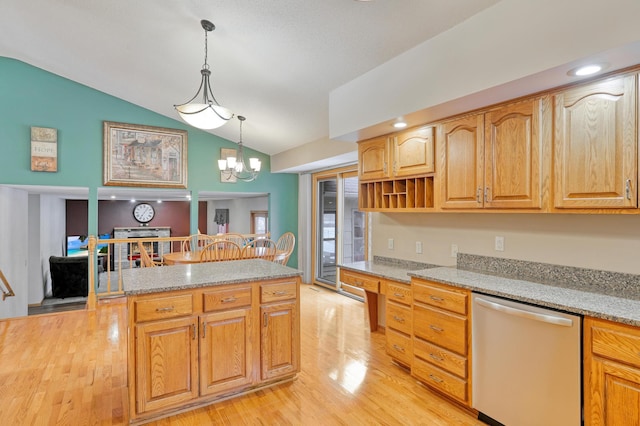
471, 293, 582, 426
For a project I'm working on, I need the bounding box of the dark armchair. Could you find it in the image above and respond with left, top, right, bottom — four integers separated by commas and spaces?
49, 255, 89, 298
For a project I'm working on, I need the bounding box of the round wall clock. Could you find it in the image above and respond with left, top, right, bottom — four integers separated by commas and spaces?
133, 203, 155, 224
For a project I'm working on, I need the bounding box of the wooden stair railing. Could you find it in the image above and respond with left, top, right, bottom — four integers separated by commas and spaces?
0, 268, 15, 300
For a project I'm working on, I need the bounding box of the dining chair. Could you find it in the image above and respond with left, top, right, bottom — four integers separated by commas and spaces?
274, 232, 295, 265
137, 242, 162, 267
200, 240, 242, 262
242, 238, 277, 261
182, 233, 217, 252
219, 233, 248, 248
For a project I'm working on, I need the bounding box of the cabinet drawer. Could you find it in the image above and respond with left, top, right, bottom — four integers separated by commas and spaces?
386, 328, 412, 366
591, 320, 640, 369
414, 337, 467, 379
413, 280, 467, 315
203, 286, 251, 312
413, 305, 467, 355
387, 282, 412, 305
261, 280, 297, 303
134, 294, 193, 322
386, 301, 412, 335
340, 270, 379, 293
412, 356, 467, 403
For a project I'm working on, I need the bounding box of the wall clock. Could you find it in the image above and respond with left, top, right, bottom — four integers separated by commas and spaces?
133, 203, 155, 224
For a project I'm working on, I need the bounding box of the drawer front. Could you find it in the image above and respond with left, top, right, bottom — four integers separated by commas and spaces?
386, 328, 412, 366
414, 337, 467, 379
412, 356, 467, 403
591, 321, 640, 368
340, 270, 379, 293
203, 286, 252, 312
413, 280, 467, 315
134, 294, 193, 322
413, 305, 467, 355
387, 282, 412, 305
261, 280, 297, 303
386, 301, 412, 335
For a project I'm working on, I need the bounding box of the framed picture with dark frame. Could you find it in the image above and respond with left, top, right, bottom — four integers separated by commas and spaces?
103, 121, 188, 188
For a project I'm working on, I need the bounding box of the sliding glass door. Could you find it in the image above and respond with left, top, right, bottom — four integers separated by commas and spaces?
312, 168, 366, 290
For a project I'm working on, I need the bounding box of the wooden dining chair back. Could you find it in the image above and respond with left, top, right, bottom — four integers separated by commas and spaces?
242, 238, 277, 261
220, 233, 248, 248
182, 234, 217, 253
137, 242, 161, 268
274, 232, 295, 265
199, 240, 242, 262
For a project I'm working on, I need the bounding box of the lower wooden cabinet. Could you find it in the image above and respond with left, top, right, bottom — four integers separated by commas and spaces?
135, 316, 199, 414
584, 317, 640, 426
385, 280, 413, 367
200, 307, 253, 396
128, 278, 300, 423
411, 278, 471, 406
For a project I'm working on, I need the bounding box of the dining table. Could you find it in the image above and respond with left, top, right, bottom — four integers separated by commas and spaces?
162, 251, 202, 265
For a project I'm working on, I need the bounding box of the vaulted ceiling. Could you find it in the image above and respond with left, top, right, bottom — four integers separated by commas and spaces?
0, 0, 500, 157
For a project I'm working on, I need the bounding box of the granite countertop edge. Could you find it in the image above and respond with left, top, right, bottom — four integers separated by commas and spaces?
122, 259, 303, 296
339, 259, 640, 327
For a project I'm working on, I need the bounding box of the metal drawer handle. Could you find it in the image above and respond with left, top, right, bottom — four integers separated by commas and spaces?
354, 280, 363, 286
393, 315, 405, 323
429, 324, 443, 332
273, 291, 289, 296
392, 344, 405, 353
429, 353, 443, 362
155, 306, 174, 313
393, 292, 405, 298
221, 297, 237, 303
429, 295, 444, 302
429, 374, 443, 383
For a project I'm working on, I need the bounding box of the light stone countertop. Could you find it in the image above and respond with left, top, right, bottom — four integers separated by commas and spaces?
122, 259, 302, 295
340, 258, 640, 327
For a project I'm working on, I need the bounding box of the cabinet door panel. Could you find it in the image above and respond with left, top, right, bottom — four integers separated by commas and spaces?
358, 136, 390, 181
261, 302, 299, 380
200, 309, 253, 396
554, 75, 637, 208
135, 317, 198, 414
439, 114, 484, 208
393, 126, 435, 177
485, 98, 542, 208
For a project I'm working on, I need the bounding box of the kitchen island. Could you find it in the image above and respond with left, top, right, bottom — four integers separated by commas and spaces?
122, 259, 302, 424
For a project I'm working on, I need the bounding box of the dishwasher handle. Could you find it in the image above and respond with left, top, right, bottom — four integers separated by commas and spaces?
475, 297, 573, 327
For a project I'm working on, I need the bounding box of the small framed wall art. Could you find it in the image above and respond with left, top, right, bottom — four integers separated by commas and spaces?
30, 126, 58, 172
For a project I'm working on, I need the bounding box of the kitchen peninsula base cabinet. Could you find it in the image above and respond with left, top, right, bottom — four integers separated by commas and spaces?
123, 261, 301, 424
584, 317, 640, 426
385, 279, 413, 368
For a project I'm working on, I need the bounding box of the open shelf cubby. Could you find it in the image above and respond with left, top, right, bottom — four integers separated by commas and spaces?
359, 176, 434, 211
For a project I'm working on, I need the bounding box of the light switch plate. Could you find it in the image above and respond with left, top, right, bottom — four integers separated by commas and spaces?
416, 241, 423, 254
495, 236, 505, 251
388, 238, 394, 250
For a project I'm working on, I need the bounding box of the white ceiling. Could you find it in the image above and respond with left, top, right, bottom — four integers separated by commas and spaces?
0, 0, 500, 157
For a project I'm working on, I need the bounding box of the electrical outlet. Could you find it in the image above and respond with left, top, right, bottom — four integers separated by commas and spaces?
416, 241, 423, 254
451, 244, 458, 258
388, 238, 394, 250
495, 236, 505, 251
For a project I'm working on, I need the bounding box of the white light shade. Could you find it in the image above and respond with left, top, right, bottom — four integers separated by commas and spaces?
175, 103, 233, 130
249, 158, 261, 171
217, 159, 227, 170
227, 156, 237, 168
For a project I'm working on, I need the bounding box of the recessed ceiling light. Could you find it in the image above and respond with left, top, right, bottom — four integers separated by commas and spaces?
567, 63, 608, 77
393, 121, 407, 129
157, 200, 162, 203
110, 195, 116, 199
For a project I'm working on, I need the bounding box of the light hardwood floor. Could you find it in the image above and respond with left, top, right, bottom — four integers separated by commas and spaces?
0, 285, 483, 425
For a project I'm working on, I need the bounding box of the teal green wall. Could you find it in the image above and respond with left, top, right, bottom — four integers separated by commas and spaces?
0, 57, 298, 266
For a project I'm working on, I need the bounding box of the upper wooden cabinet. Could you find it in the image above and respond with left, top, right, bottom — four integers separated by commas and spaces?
439, 98, 545, 210
554, 74, 637, 209
358, 136, 390, 181
391, 126, 435, 178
